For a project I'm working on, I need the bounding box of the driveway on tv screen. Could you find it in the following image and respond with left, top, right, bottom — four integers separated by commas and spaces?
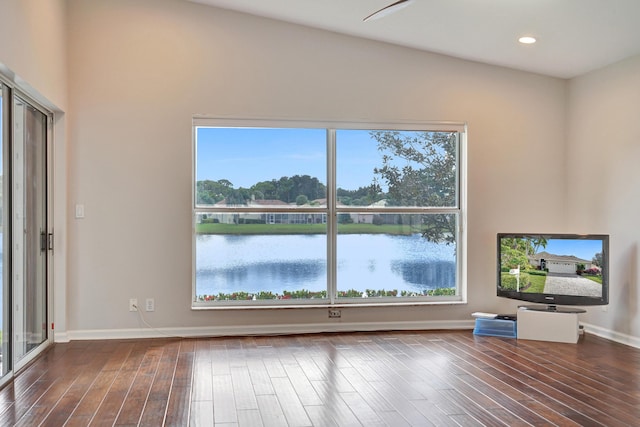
542, 273, 601, 297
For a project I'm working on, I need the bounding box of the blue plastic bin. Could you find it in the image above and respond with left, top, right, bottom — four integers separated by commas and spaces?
473, 318, 517, 338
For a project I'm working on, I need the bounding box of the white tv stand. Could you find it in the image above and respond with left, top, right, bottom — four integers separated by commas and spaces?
517, 305, 585, 343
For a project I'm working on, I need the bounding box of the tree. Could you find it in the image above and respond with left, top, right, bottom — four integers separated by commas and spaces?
370, 130, 457, 243
338, 213, 353, 224
530, 237, 548, 255
337, 184, 383, 206
274, 175, 326, 203
296, 195, 309, 205
196, 179, 234, 204
200, 175, 327, 205
592, 252, 603, 267
225, 188, 250, 206
276, 176, 295, 203
251, 180, 277, 200
500, 238, 533, 270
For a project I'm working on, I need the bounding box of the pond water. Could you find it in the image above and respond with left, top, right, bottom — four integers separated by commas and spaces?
196, 233, 456, 296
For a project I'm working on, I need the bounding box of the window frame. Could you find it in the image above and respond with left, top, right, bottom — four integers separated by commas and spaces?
192, 118, 467, 309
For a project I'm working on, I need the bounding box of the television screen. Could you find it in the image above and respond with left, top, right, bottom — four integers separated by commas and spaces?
497, 233, 609, 308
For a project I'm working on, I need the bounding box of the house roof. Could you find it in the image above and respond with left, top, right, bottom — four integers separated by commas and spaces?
248, 199, 289, 206
529, 251, 591, 264
214, 198, 289, 207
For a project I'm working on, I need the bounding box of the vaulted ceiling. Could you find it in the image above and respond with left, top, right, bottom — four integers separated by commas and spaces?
188, 0, 640, 79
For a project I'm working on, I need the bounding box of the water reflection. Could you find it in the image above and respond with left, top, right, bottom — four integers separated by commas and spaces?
198, 261, 325, 294
391, 260, 456, 289
196, 233, 456, 296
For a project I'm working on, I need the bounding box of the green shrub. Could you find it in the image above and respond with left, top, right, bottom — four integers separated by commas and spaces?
426, 287, 456, 296
528, 270, 547, 276
198, 286, 456, 302
238, 218, 265, 225
338, 289, 362, 297
500, 272, 531, 291
364, 289, 398, 297
282, 289, 327, 299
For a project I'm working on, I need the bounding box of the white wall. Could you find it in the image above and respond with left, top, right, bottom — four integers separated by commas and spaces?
0, 0, 68, 339
3, 0, 636, 345
64, 0, 568, 338
0, 0, 67, 110
567, 55, 640, 345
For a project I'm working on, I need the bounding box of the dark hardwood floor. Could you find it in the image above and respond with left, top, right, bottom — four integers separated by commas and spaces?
0, 329, 638, 426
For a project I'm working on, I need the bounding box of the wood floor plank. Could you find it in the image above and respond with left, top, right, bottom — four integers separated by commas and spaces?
63, 341, 135, 425
309, 355, 356, 393
308, 380, 361, 426
283, 363, 323, 406
0, 379, 53, 425
473, 334, 640, 411
270, 376, 312, 426
189, 400, 214, 427
450, 333, 638, 426
40, 350, 114, 426
192, 359, 213, 402
365, 380, 434, 426
90, 343, 149, 426
235, 409, 262, 427
138, 340, 180, 426
256, 394, 288, 427
213, 374, 237, 424
409, 400, 467, 427
338, 391, 386, 426
0, 330, 638, 426
338, 367, 395, 412
164, 341, 195, 426
303, 405, 339, 427
231, 366, 258, 411
440, 337, 591, 420
113, 345, 163, 426
246, 358, 275, 396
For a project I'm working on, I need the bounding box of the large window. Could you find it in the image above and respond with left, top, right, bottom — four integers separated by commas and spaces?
193, 120, 466, 307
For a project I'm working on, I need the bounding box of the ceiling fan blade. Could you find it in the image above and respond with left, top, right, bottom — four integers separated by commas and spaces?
363, 0, 415, 22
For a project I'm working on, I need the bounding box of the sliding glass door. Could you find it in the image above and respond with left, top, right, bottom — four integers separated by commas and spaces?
0, 85, 8, 377
13, 96, 48, 365
0, 82, 51, 381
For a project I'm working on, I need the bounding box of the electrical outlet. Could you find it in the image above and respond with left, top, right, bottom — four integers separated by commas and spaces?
328, 309, 341, 318
145, 298, 155, 312
129, 298, 138, 312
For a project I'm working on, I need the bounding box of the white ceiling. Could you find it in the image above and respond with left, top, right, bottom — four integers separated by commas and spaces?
187, 0, 640, 79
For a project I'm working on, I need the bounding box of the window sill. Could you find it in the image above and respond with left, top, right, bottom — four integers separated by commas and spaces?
192, 298, 467, 310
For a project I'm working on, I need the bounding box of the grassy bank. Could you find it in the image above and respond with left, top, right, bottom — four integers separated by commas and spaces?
196, 223, 422, 235
583, 274, 602, 284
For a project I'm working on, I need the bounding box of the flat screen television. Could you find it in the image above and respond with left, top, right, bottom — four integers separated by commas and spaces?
497, 233, 609, 311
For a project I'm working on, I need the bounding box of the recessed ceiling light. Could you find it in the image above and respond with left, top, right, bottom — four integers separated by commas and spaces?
518, 36, 537, 44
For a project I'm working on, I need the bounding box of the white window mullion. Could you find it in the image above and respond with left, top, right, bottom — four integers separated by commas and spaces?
326, 129, 337, 304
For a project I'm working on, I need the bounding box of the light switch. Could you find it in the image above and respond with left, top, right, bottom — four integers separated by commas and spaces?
75, 204, 85, 219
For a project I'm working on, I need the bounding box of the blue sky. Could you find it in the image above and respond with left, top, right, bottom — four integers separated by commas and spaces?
195, 127, 389, 191
540, 238, 604, 261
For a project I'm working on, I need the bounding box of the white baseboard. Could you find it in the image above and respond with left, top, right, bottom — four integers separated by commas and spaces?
57, 319, 475, 342
581, 322, 640, 349
53, 331, 70, 343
